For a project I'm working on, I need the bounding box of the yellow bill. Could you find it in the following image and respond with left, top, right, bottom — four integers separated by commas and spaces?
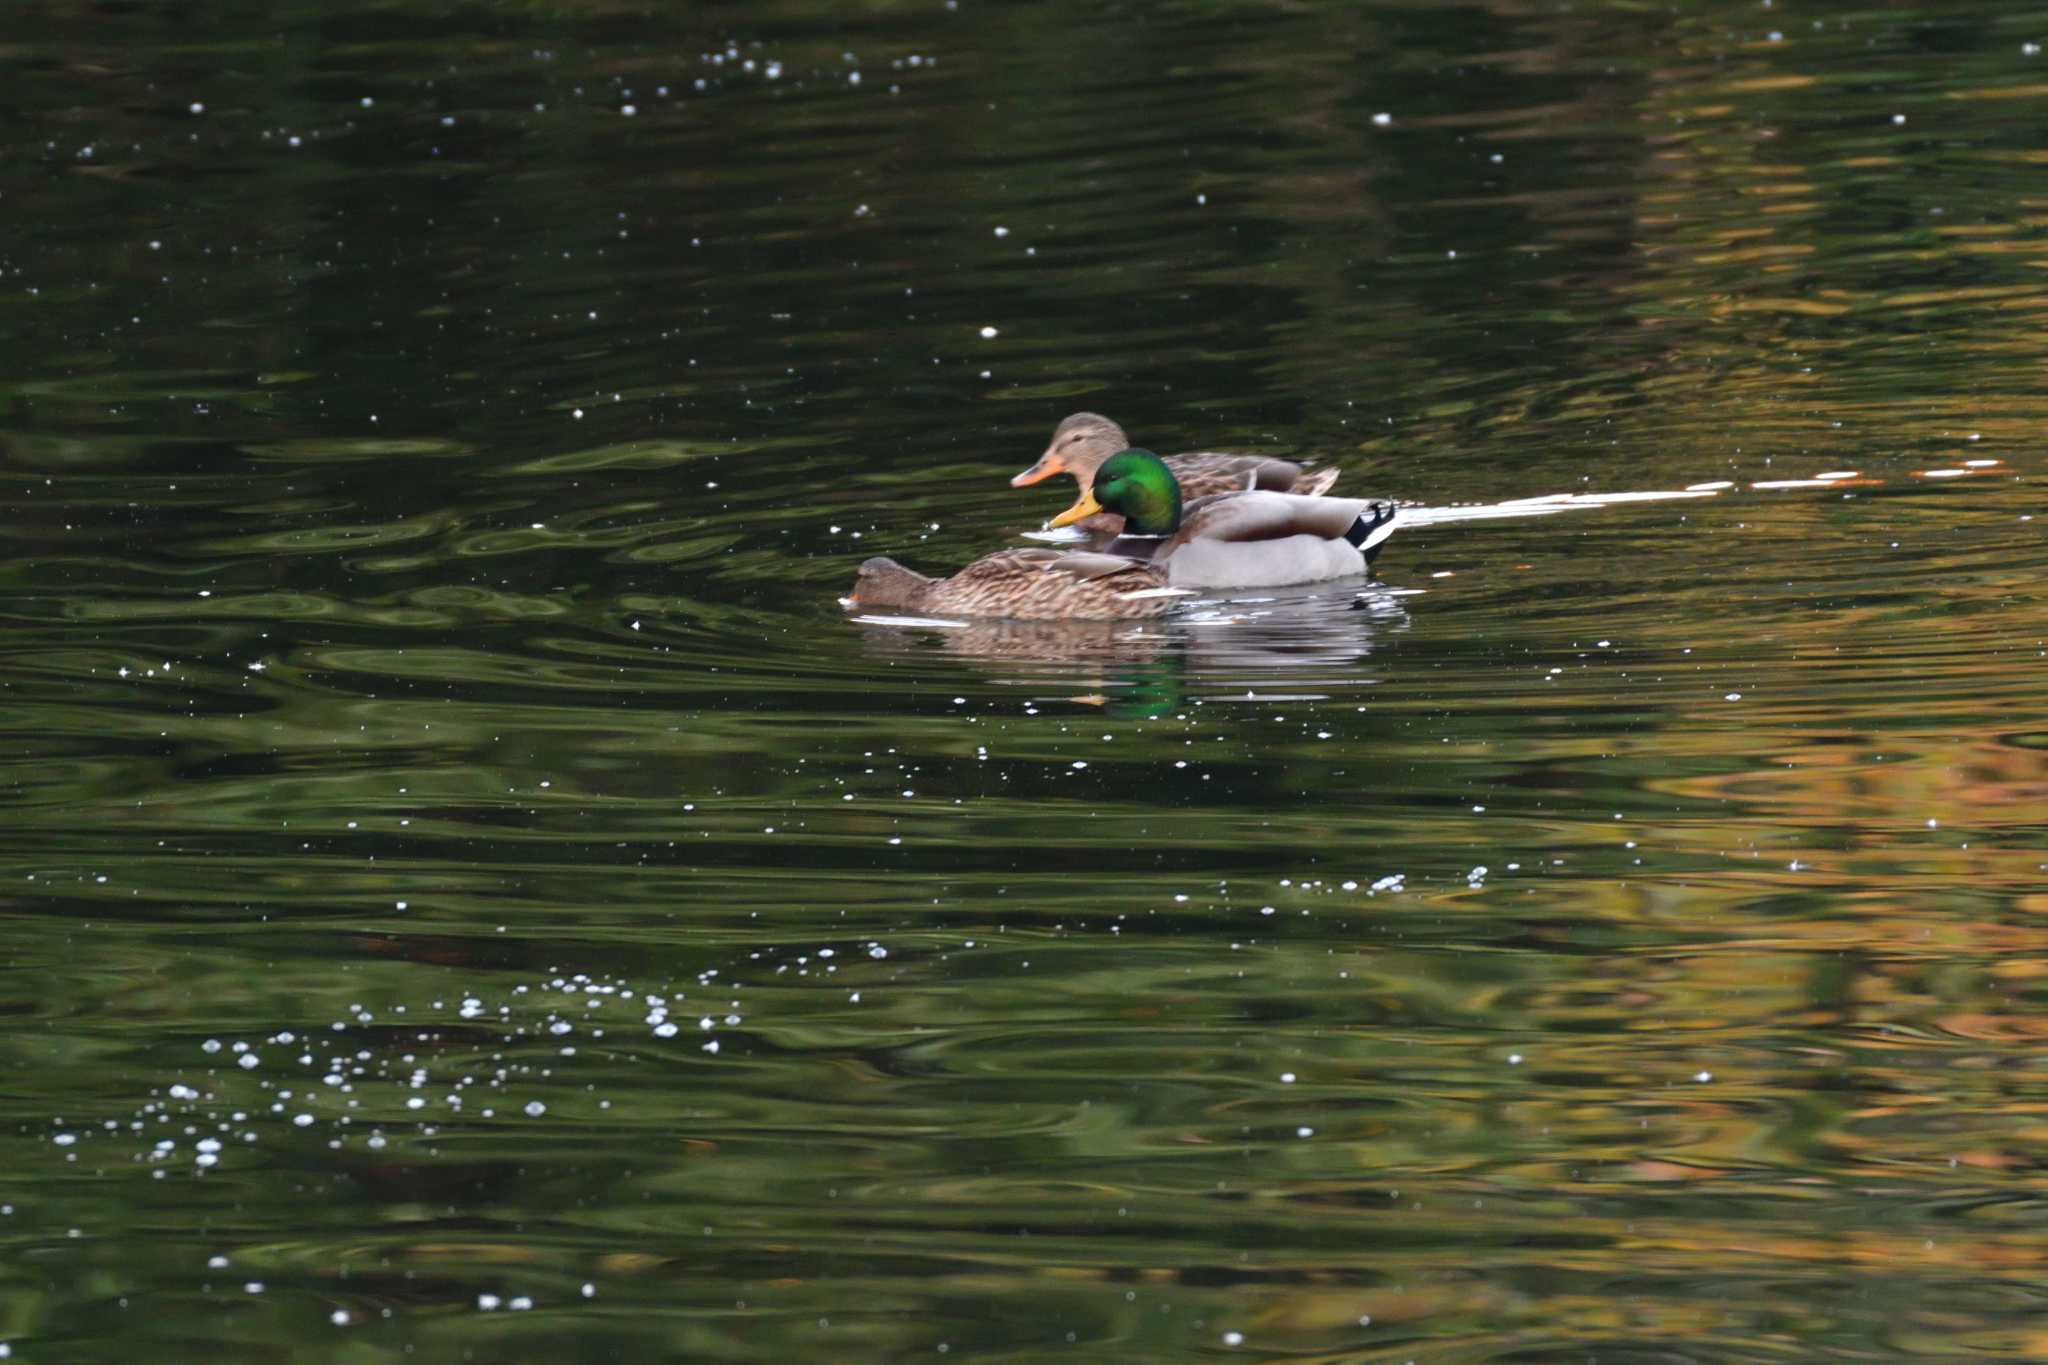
1048, 491, 1103, 529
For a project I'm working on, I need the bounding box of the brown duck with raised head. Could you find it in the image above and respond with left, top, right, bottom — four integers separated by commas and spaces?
1012, 412, 1338, 535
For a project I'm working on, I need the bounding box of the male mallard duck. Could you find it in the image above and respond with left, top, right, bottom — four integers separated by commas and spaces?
1050, 448, 1398, 588
847, 548, 1178, 621
1012, 412, 1338, 535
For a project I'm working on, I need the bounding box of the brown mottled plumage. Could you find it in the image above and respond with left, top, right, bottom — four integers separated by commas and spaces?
847, 548, 1179, 621
1011, 412, 1339, 534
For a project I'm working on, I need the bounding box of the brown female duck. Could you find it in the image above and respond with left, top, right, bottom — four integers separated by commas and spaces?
1012, 412, 1338, 534
847, 548, 1178, 621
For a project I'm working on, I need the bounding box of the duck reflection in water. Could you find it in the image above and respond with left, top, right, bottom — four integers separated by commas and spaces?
849, 586, 1410, 717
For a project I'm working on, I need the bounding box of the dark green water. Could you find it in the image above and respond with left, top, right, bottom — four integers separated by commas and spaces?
4, 1, 2047, 1359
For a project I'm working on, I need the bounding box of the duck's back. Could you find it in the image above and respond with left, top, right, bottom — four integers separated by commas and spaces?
928, 548, 1172, 620
1167, 452, 1336, 500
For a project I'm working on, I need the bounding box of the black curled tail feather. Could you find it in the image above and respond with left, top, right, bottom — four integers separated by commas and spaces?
1343, 502, 1400, 565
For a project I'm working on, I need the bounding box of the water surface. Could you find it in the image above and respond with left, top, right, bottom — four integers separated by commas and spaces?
4, 0, 2047, 1359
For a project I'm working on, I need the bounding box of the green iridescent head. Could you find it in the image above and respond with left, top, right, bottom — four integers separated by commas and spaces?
1048, 448, 1181, 535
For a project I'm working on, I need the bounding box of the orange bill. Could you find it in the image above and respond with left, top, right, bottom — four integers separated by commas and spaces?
1010, 451, 1066, 487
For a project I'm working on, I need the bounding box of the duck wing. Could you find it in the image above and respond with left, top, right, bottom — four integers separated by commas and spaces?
1291, 466, 1341, 497
1166, 453, 1338, 498
947, 548, 1153, 582
931, 548, 1174, 620
1174, 491, 1391, 543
